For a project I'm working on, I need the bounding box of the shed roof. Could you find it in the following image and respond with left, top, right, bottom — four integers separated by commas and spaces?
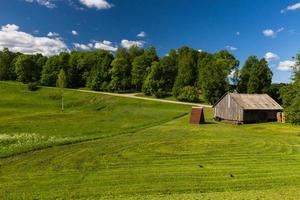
214, 93, 283, 110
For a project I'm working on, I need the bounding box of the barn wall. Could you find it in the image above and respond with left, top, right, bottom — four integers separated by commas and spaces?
214, 94, 243, 122
243, 110, 279, 122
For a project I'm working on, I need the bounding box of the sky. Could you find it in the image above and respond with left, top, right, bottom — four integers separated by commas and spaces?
0, 0, 300, 83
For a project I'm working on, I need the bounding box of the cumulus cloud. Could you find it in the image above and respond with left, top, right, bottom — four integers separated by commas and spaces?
277, 60, 296, 71
79, 0, 112, 9
24, 0, 56, 8
47, 32, 59, 37
281, 2, 300, 13
94, 40, 117, 51
73, 40, 117, 51
73, 43, 93, 50
121, 40, 145, 49
262, 29, 275, 37
264, 52, 280, 62
262, 28, 284, 37
137, 31, 146, 38
71, 30, 79, 35
0, 24, 67, 56
226, 45, 237, 51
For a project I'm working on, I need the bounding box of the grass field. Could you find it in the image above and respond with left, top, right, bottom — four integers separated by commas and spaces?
1, 82, 300, 199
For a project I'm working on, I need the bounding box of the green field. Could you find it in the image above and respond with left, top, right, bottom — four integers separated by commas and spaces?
1, 82, 300, 199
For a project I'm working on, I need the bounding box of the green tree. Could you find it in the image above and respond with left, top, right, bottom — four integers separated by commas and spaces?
14, 54, 42, 83
128, 45, 144, 63
57, 69, 66, 111
110, 48, 131, 92
280, 54, 300, 124
142, 49, 178, 97
0, 48, 19, 80
87, 50, 114, 91
41, 55, 61, 86
198, 50, 239, 104
237, 56, 272, 94
173, 47, 198, 97
131, 47, 159, 91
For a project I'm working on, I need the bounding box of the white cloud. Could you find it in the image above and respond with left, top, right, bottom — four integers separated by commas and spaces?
79, 0, 112, 10
262, 29, 275, 37
282, 3, 300, 13
73, 40, 117, 51
262, 28, 284, 37
94, 40, 117, 51
47, 32, 59, 37
71, 30, 78, 35
264, 52, 280, 62
226, 45, 237, 51
73, 43, 92, 50
137, 31, 146, 38
1, 24, 19, 32
24, 0, 56, 8
121, 39, 144, 49
277, 60, 296, 71
0, 24, 67, 56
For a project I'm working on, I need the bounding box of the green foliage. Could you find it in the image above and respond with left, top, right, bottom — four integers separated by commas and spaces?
110, 48, 132, 92
131, 47, 159, 91
14, 54, 44, 83
41, 55, 62, 86
238, 56, 272, 94
86, 50, 114, 91
281, 58, 300, 124
266, 83, 286, 104
198, 51, 238, 104
27, 82, 39, 91
0, 48, 19, 80
143, 50, 178, 97
173, 47, 198, 97
177, 86, 200, 102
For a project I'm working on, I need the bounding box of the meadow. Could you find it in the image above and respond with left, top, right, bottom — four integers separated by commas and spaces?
1, 81, 300, 199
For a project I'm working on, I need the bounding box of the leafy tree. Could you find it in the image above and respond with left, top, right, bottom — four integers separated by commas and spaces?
14, 54, 43, 83
238, 56, 272, 94
110, 48, 131, 92
199, 50, 239, 104
266, 83, 286, 104
173, 47, 198, 97
0, 48, 19, 80
57, 69, 66, 111
142, 49, 178, 97
131, 47, 159, 91
280, 54, 300, 124
87, 50, 114, 91
128, 45, 144, 63
247, 59, 272, 94
41, 55, 61, 86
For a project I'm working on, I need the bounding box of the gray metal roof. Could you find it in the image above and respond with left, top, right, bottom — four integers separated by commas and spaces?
229, 93, 283, 110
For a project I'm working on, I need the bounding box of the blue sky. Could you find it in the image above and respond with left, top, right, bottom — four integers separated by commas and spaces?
0, 0, 300, 83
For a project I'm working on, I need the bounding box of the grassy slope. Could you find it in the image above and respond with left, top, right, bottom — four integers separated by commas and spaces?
1, 82, 300, 199
0, 82, 189, 157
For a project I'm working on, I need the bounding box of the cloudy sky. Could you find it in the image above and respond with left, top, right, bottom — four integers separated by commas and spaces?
0, 0, 300, 83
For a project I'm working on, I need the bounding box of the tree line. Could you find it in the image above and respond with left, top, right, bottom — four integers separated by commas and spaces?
2, 46, 300, 124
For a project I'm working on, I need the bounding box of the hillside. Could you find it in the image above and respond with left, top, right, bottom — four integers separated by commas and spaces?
1, 82, 300, 199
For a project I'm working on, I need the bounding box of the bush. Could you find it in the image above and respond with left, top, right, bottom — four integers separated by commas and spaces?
27, 82, 39, 91
176, 86, 200, 102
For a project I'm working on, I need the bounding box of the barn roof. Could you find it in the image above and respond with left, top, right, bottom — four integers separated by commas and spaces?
214, 93, 283, 110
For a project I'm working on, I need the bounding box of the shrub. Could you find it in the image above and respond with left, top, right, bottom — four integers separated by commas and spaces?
27, 82, 39, 91
176, 86, 200, 102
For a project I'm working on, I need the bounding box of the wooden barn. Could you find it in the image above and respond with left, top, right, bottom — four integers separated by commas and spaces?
213, 93, 283, 124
